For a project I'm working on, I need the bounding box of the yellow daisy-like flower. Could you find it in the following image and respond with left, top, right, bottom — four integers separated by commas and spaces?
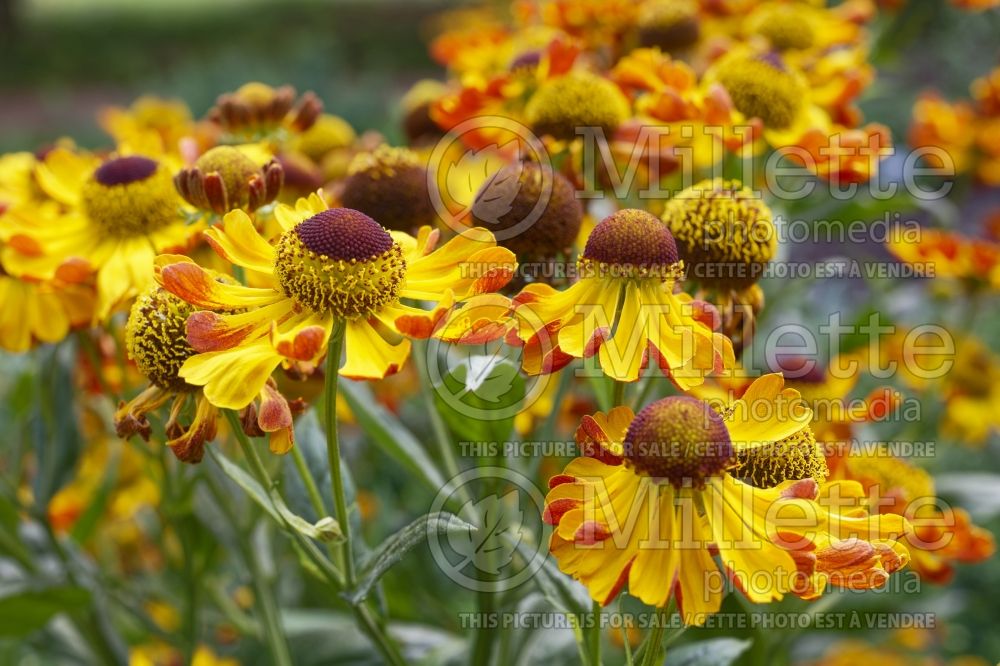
0, 151, 94, 351
155, 193, 516, 411
543, 374, 909, 624
513, 208, 733, 386
2, 148, 198, 320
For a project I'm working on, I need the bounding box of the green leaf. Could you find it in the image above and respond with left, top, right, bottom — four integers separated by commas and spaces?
0, 584, 91, 638
208, 448, 340, 543
433, 355, 524, 444
346, 512, 475, 605
340, 381, 446, 492
663, 638, 752, 666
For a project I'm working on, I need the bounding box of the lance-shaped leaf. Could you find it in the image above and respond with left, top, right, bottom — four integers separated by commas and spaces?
664, 638, 752, 666
346, 512, 475, 605
209, 448, 341, 543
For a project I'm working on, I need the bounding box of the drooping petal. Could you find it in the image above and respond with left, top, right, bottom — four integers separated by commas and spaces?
179, 340, 284, 410
187, 299, 297, 352
270, 312, 332, 361
339, 318, 411, 380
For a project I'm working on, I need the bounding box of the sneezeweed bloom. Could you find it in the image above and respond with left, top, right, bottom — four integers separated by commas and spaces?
0, 258, 92, 352
661, 178, 776, 293
634, 0, 701, 53
939, 338, 1000, 446
886, 227, 1000, 289
99, 96, 196, 158
513, 208, 733, 384
833, 446, 994, 584
2, 149, 199, 319
174, 146, 284, 214
155, 195, 516, 411
208, 82, 322, 141
471, 161, 583, 269
116, 285, 297, 461
337, 145, 436, 232
908, 92, 977, 173
662, 178, 778, 346
0, 152, 93, 351
705, 51, 809, 135
543, 374, 909, 624
525, 70, 631, 142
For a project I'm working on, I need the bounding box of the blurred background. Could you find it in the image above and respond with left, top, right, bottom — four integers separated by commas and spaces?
0, 0, 998, 153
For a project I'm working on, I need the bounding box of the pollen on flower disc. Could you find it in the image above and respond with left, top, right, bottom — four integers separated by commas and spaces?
125, 286, 197, 392
731, 426, 829, 489
526, 72, 630, 142
94, 156, 159, 186
623, 396, 733, 488
711, 53, 805, 130
661, 178, 775, 291
295, 208, 394, 260
276, 207, 406, 317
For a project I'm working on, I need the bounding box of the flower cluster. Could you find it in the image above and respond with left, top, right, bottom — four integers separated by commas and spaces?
0, 1, 997, 664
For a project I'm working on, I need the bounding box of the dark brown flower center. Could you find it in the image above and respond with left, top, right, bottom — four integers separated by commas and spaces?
295, 208, 394, 260
94, 156, 159, 186
581, 208, 679, 277
623, 396, 733, 488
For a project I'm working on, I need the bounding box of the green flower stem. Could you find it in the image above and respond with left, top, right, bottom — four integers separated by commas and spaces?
289, 444, 327, 524
323, 323, 354, 583
223, 411, 294, 666
638, 607, 670, 666
589, 599, 602, 666
243, 527, 294, 666
612, 379, 627, 411
323, 327, 408, 666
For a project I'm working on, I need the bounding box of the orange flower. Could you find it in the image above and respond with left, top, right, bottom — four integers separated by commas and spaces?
833, 447, 994, 584
908, 92, 977, 173
886, 227, 1000, 286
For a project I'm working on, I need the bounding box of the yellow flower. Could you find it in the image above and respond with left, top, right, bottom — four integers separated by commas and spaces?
525, 70, 631, 142
513, 208, 733, 385
0, 151, 94, 350
99, 96, 195, 158
2, 148, 199, 320
543, 374, 908, 624
940, 337, 1000, 446
661, 178, 776, 292
155, 194, 516, 412
908, 92, 977, 173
